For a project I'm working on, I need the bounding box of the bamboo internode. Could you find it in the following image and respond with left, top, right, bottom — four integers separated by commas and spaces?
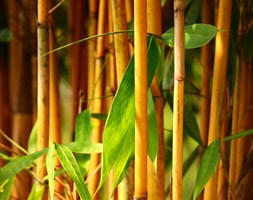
134, 0, 148, 199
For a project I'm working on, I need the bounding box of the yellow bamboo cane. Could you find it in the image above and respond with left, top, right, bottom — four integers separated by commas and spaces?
37, 0, 50, 188
172, 0, 185, 199
49, 15, 63, 198
147, 0, 165, 199
88, 0, 98, 110
87, 0, 107, 198
134, 0, 148, 199
200, 0, 213, 148
204, 0, 232, 199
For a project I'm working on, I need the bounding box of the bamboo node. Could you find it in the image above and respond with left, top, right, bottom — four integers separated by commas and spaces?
174, 2, 185, 13
37, 23, 49, 29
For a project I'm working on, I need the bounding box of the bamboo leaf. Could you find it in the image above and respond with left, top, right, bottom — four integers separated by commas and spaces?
0, 148, 48, 186
64, 142, 103, 154
28, 120, 38, 154
193, 140, 220, 199
91, 113, 108, 121
27, 182, 45, 200
75, 110, 92, 176
75, 110, 92, 142
46, 144, 55, 200
0, 29, 12, 42
223, 129, 253, 142
161, 23, 219, 49
55, 144, 91, 200
147, 89, 158, 167
98, 36, 161, 191
0, 176, 14, 200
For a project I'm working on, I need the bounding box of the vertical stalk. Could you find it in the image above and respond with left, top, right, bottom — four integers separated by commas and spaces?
68, 0, 86, 135
172, 0, 185, 199
87, 0, 98, 109
87, 0, 107, 198
147, 0, 165, 199
204, 0, 232, 199
235, 59, 247, 182
134, 0, 147, 199
7, 1, 33, 198
200, 0, 213, 147
49, 13, 63, 198
228, 60, 241, 199
37, 0, 49, 186
111, 0, 130, 86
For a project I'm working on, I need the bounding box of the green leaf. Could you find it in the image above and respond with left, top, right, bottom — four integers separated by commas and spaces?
65, 142, 103, 154
28, 182, 45, 200
0, 149, 48, 186
55, 144, 91, 200
75, 110, 92, 176
185, 0, 202, 25
46, 144, 55, 200
223, 129, 253, 142
193, 140, 220, 199
75, 110, 92, 142
183, 95, 202, 145
91, 113, 108, 121
147, 89, 158, 167
0, 176, 14, 200
28, 120, 38, 153
0, 29, 12, 42
98, 36, 161, 192
161, 23, 219, 49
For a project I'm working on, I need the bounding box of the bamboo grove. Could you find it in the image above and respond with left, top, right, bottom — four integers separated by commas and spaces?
0, 0, 252, 199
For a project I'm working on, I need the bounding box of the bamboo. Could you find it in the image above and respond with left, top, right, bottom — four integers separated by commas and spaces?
87, 0, 98, 109
147, 0, 165, 199
172, 0, 185, 199
49, 14, 63, 198
111, 0, 130, 86
37, 0, 50, 188
125, 0, 134, 55
235, 59, 247, 183
200, 0, 213, 147
228, 60, 241, 199
203, 0, 232, 199
68, 0, 86, 136
108, 1, 117, 93
7, 1, 33, 198
134, 0, 148, 199
87, 0, 107, 198
217, 89, 229, 199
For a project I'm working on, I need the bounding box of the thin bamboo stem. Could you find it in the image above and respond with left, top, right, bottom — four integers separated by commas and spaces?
87, 0, 98, 109
87, 0, 107, 198
200, 0, 213, 147
111, 0, 130, 85
172, 0, 185, 199
203, 0, 232, 199
49, 15, 63, 198
134, 0, 148, 199
147, 0, 165, 199
37, 0, 50, 186
228, 60, 241, 199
